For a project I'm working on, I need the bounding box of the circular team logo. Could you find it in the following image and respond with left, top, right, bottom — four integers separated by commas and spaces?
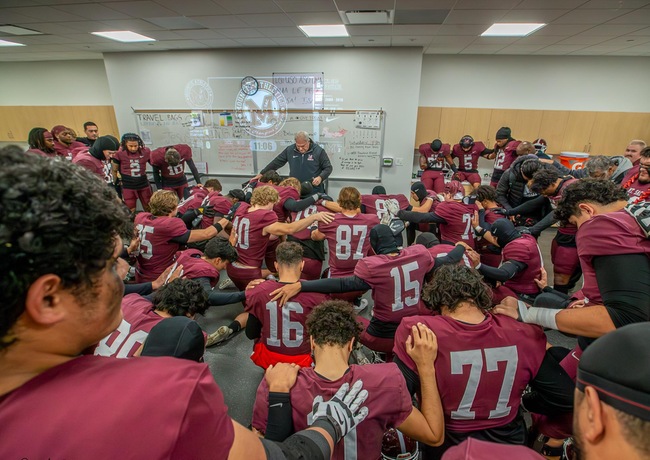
235, 80, 287, 138
184, 79, 214, 108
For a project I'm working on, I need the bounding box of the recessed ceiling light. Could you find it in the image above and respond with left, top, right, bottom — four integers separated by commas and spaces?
91, 31, 155, 43
0, 39, 25, 47
0, 25, 42, 35
299, 24, 349, 38
481, 23, 546, 37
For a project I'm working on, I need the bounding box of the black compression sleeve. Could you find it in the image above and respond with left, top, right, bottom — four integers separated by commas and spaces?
186, 158, 201, 184
523, 349, 575, 415
477, 209, 492, 232
180, 209, 199, 228
433, 244, 466, 267
397, 210, 447, 224
152, 166, 162, 190
208, 290, 246, 306
506, 195, 548, 216
169, 230, 191, 245
528, 212, 556, 236
394, 356, 420, 396
283, 196, 317, 213
124, 282, 154, 296
300, 276, 370, 294
593, 253, 650, 328
246, 314, 262, 340
262, 429, 331, 460
264, 392, 293, 442
478, 260, 526, 282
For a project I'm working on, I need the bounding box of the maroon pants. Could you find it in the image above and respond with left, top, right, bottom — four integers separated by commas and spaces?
356, 316, 394, 361
226, 264, 262, 292
421, 169, 446, 193
123, 186, 153, 210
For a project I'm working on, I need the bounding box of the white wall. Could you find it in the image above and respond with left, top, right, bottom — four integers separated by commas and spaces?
0, 60, 113, 106
419, 55, 650, 112
103, 48, 423, 197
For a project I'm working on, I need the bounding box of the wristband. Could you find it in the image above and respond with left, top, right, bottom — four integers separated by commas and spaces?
311, 193, 319, 202
212, 222, 223, 233
311, 417, 341, 444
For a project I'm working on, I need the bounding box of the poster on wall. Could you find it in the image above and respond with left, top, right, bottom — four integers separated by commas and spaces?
272, 72, 324, 110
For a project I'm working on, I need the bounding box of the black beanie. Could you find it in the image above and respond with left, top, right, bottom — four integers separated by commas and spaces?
228, 189, 245, 202
141, 316, 205, 362
415, 232, 440, 248
490, 219, 521, 247
431, 139, 443, 151
300, 181, 314, 198
411, 182, 427, 201
89, 135, 119, 160
372, 185, 387, 195
370, 224, 399, 255
495, 127, 511, 140
577, 322, 650, 421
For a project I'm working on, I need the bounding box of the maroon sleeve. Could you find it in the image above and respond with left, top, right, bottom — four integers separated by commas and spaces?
150, 148, 165, 167
251, 378, 270, 433
578, 214, 642, 259
392, 316, 420, 374
442, 143, 451, 156
176, 144, 193, 161
353, 258, 372, 281
165, 217, 191, 240
170, 367, 235, 459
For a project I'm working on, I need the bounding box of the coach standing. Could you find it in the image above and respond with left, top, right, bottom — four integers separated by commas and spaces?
254, 131, 332, 193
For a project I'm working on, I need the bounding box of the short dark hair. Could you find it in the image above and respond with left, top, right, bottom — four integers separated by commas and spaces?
519, 158, 543, 181
614, 408, 650, 456
276, 242, 303, 266
153, 278, 208, 317
585, 155, 615, 179
475, 185, 497, 203
306, 300, 362, 347
554, 179, 629, 225
164, 148, 181, 167
0, 152, 129, 351
642, 146, 650, 159
261, 170, 282, 185
83, 121, 97, 130
204, 237, 238, 262
421, 265, 492, 314
530, 167, 561, 194
204, 178, 222, 192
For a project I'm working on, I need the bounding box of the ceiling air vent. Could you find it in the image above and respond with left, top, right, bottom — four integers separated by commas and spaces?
344, 10, 392, 25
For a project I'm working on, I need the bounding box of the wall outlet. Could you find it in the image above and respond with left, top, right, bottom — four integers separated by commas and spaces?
395, 158, 404, 166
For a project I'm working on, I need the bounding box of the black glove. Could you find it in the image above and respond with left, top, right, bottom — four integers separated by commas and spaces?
492, 208, 511, 216
310, 380, 369, 443
226, 201, 242, 221
198, 204, 215, 219
318, 193, 334, 202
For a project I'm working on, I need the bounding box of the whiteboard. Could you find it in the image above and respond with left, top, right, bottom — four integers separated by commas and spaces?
134, 110, 384, 180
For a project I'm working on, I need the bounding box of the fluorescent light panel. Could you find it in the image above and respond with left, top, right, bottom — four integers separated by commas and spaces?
481, 23, 545, 37
91, 31, 155, 42
299, 24, 348, 38
0, 39, 25, 47
0, 25, 42, 35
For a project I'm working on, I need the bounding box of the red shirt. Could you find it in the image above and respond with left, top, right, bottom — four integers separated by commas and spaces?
253, 364, 412, 460
72, 150, 112, 183
394, 314, 546, 432
175, 249, 221, 287
245, 280, 329, 356
435, 201, 478, 248
134, 212, 189, 282
94, 294, 162, 358
354, 245, 435, 323
231, 203, 278, 267
361, 194, 410, 220
501, 234, 542, 295
0, 356, 234, 459
317, 212, 380, 277
150, 144, 192, 183
451, 141, 488, 171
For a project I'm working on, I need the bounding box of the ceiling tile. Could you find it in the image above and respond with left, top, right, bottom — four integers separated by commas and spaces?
335, 0, 395, 10
532, 24, 594, 35
394, 9, 450, 24
197, 38, 240, 47
512, 35, 566, 44
629, 26, 650, 34
599, 34, 650, 45
517, 0, 590, 8
145, 16, 206, 29
215, 0, 284, 14
4, 6, 86, 22
270, 37, 315, 46
461, 43, 508, 52
273, 0, 337, 13
454, 0, 520, 8
578, 0, 650, 8
346, 25, 393, 36
496, 44, 548, 53
153, 0, 229, 16
101, 1, 178, 17
219, 27, 265, 38
391, 35, 433, 46
233, 37, 278, 46
606, 8, 650, 23
498, 9, 570, 22
153, 40, 209, 49
309, 37, 353, 46
425, 46, 464, 54
443, 9, 508, 24
260, 27, 305, 38
350, 36, 391, 46
614, 42, 650, 51
553, 8, 635, 24
235, 13, 294, 27
437, 24, 490, 35
554, 35, 611, 45
579, 24, 647, 35
396, 0, 457, 9
391, 25, 441, 35
430, 35, 476, 45
51, 3, 131, 20
0, 11, 39, 23
285, 12, 343, 25
574, 44, 635, 53
190, 15, 249, 28
174, 29, 225, 39
473, 36, 520, 45
0, 0, 40, 6
53, 21, 112, 32
100, 19, 164, 31
141, 30, 185, 40
535, 43, 589, 53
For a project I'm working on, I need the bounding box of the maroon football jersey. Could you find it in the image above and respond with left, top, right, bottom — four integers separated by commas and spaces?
419, 143, 451, 170
245, 280, 329, 356
625, 179, 650, 203
361, 194, 410, 220
492, 140, 521, 174
452, 141, 487, 171
426, 243, 472, 267
134, 212, 189, 282
177, 187, 209, 215
53, 139, 85, 160
435, 201, 478, 248
72, 150, 112, 183
94, 294, 162, 358
443, 438, 545, 460
150, 144, 192, 180
113, 147, 151, 181
354, 245, 435, 323
291, 203, 328, 240
231, 203, 278, 267
200, 191, 233, 228
0, 356, 234, 459
253, 364, 412, 460
268, 185, 300, 222
394, 314, 546, 432
577, 210, 650, 306
174, 248, 220, 287
317, 212, 380, 277
500, 234, 542, 295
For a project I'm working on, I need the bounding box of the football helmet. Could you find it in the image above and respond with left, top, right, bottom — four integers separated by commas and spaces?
533, 138, 547, 154
381, 428, 419, 460
459, 135, 474, 150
